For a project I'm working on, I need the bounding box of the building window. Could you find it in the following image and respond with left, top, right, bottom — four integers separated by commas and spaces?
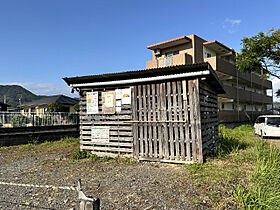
207, 53, 212, 58
222, 103, 225, 109
166, 51, 179, 57
232, 104, 235, 110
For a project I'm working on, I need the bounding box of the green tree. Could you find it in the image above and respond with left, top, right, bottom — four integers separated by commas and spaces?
236, 29, 280, 79
47, 103, 69, 112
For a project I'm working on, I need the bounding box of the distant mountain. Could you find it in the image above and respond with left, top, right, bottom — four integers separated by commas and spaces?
0, 85, 45, 107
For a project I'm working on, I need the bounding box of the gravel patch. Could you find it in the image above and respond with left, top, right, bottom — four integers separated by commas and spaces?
0, 146, 203, 209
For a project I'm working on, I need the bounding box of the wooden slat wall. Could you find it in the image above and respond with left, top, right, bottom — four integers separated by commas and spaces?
134, 81, 195, 164
78, 78, 219, 163
188, 79, 203, 163
79, 87, 134, 157
199, 81, 219, 156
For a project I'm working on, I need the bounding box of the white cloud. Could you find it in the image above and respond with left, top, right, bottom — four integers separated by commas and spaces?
0, 82, 78, 97
222, 18, 241, 34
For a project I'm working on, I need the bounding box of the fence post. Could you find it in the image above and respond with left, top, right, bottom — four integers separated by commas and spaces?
78, 179, 100, 210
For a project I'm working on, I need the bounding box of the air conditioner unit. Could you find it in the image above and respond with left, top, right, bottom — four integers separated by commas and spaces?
154, 49, 161, 56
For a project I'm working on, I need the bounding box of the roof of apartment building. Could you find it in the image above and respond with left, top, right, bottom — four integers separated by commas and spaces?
146, 36, 192, 50
147, 34, 235, 54
20, 95, 78, 107
203, 40, 235, 54
63, 62, 226, 94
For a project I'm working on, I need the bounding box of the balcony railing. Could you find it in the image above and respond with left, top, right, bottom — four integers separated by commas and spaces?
0, 112, 79, 128
204, 57, 272, 89
220, 85, 272, 104
219, 110, 272, 123
146, 54, 192, 69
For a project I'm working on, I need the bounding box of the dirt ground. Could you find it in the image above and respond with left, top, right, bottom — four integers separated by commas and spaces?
0, 142, 203, 210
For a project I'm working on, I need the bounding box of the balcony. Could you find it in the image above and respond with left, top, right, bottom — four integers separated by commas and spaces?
146, 54, 192, 69
220, 85, 272, 104
204, 57, 272, 89
219, 110, 272, 123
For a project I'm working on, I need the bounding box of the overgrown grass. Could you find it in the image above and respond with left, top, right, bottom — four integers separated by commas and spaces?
0, 137, 80, 153
233, 140, 280, 209
186, 125, 280, 209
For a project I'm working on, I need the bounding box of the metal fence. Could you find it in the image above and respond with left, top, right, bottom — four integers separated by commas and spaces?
0, 112, 79, 128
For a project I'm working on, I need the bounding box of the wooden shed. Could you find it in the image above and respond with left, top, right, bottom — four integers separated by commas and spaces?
64, 63, 225, 164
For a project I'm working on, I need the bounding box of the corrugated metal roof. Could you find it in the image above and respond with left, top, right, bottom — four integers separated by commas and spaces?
63, 63, 226, 94
64, 63, 209, 85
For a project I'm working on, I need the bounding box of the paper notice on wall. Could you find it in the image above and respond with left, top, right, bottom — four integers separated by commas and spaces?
115, 89, 122, 99
104, 93, 114, 108
91, 126, 109, 143
116, 100, 122, 107
116, 106, 121, 112
86, 92, 98, 114
121, 88, 131, 105
102, 91, 116, 114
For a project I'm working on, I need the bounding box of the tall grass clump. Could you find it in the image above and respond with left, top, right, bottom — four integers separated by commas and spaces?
234, 136, 280, 209
217, 125, 253, 158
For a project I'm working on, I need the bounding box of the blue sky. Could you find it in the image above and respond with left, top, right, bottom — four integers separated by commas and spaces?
0, 0, 279, 99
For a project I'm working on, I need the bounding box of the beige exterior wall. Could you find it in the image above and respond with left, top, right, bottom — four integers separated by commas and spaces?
146, 34, 273, 122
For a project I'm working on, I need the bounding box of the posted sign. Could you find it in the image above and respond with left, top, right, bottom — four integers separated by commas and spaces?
87, 92, 99, 114
91, 126, 110, 143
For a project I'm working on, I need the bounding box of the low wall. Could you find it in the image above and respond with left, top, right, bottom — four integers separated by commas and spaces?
0, 125, 79, 147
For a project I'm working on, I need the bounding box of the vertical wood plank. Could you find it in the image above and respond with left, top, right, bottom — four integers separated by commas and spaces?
143, 85, 148, 157
183, 80, 191, 161
157, 83, 163, 159
132, 86, 139, 158
194, 80, 203, 163
152, 83, 158, 158
147, 84, 153, 158
138, 85, 144, 157
172, 81, 180, 161
167, 82, 174, 160
161, 82, 169, 160
177, 81, 185, 161
188, 80, 197, 162
188, 79, 203, 163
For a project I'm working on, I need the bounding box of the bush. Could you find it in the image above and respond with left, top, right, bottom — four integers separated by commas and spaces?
11, 114, 29, 127
72, 150, 98, 160
47, 103, 69, 112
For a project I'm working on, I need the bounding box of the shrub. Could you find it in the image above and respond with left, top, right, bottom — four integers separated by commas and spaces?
11, 114, 29, 127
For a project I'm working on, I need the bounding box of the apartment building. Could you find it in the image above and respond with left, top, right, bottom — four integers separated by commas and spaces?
146, 34, 273, 123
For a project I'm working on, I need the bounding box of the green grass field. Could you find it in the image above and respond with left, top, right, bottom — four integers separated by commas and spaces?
186, 125, 280, 209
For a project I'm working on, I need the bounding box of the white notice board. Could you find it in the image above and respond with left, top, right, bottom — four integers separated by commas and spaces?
121, 88, 131, 105
91, 126, 109, 143
87, 92, 99, 114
